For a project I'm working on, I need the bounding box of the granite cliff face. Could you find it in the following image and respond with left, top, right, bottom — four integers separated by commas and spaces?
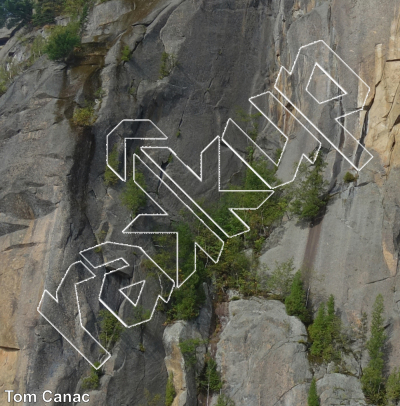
1, 0, 400, 405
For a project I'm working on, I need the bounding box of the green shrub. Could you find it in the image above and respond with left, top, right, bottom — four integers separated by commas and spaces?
287, 153, 328, 222
121, 45, 131, 62
120, 170, 146, 216
72, 103, 96, 126
94, 87, 106, 99
215, 394, 235, 406
81, 362, 101, 390
0, 0, 33, 29
198, 356, 222, 393
343, 171, 356, 183
98, 309, 124, 348
235, 108, 262, 141
141, 389, 161, 406
159, 52, 177, 79
308, 378, 319, 406
0, 61, 21, 96
361, 294, 386, 405
104, 144, 119, 186
386, 368, 400, 405
285, 271, 310, 324
264, 258, 295, 299
44, 23, 81, 61
32, 0, 63, 26
63, 0, 93, 21
179, 338, 207, 367
165, 373, 176, 406
31, 35, 46, 59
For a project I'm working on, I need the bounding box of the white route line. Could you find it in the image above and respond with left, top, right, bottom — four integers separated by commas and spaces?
38, 40, 373, 368
274, 39, 373, 170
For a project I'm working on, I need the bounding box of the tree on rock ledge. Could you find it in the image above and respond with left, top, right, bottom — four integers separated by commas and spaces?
285, 271, 310, 324
308, 378, 320, 406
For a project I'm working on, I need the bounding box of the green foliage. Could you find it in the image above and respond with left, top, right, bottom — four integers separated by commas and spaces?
308, 378, 320, 406
165, 373, 176, 406
141, 389, 162, 406
121, 45, 131, 62
309, 295, 341, 362
81, 362, 101, 390
120, 170, 147, 216
361, 294, 386, 405
263, 258, 295, 299
104, 144, 119, 186
44, 23, 81, 60
94, 87, 106, 99
287, 153, 328, 221
32, 0, 64, 26
386, 368, 400, 405
0, 60, 21, 96
198, 356, 223, 393
31, 35, 46, 59
0, 0, 33, 29
150, 222, 208, 321
215, 394, 235, 406
159, 52, 177, 79
343, 171, 357, 183
179, 338, 207, 367
63, 0, 92, 21
72, 102, 96, 126
285, 271, 310, 324
98, 309, 124, 348
131, 304, 151, 324
235, 108, 262, 141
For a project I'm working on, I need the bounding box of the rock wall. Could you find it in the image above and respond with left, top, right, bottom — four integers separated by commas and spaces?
0, 0, 400, 405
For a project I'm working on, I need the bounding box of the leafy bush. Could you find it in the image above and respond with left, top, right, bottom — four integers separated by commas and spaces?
165, 373, 176, 406
285, 271, 310, 324
198, 356, 223, 393
104, 144, 119, 186
308, 378, 319, 406
309, 295, 341, 362
121, 45, 131, 62
386, 368, 400, 405
215, 394, 235, 406
44, 23, 81, 61
72, 103, 96, 126
98, 309, 124, 348
81, 362, 101, 390
343, 171, 356, 183
120, 170, 147, 216
0, 0, 33, 29
361, 294, 386, 405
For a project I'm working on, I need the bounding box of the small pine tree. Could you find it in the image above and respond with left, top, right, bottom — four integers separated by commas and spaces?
309, 295, 340, 362
361, 294, 386, 404
386, 368, 400, 405
308, 378, 320, 406
309, 303, 326, 358
285, 271, 310, 324
288, 153, 328, 222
